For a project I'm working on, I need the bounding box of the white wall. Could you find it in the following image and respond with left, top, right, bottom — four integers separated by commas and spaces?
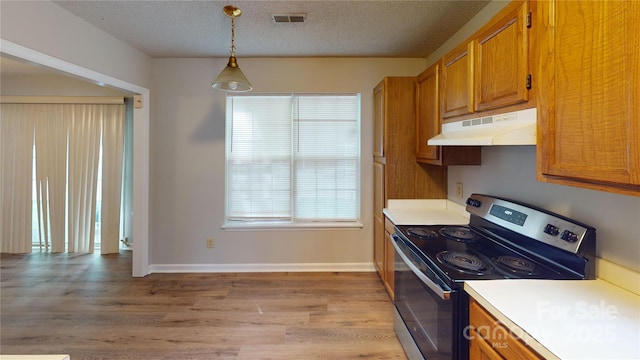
149, 57, 427, 270
447, 147, 640, 272
423, 0, 640, 273
1, 0, 152, 275
0, 1, 151, 89
7, 0, 635, 276
1, 74, 130, 97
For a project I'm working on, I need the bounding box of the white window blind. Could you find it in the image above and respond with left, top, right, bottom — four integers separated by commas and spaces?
226, 94, 360, 224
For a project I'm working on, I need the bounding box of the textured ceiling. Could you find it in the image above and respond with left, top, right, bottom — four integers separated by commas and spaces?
50, 0, 492, 58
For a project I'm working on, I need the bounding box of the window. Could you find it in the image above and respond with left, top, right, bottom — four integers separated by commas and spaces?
0, 100, 129, 254
225, 94, 361, 227
31, 144, 104, 251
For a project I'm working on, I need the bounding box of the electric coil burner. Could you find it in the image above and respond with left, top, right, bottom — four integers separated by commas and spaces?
391, 194, 596, 360
439, 226, 480, 242
436, 251, 492, 275
493, 255, 540, 277
407, 227, 438, 239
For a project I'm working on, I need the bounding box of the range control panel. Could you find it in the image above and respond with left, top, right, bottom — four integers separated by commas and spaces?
465, 194, 595, 254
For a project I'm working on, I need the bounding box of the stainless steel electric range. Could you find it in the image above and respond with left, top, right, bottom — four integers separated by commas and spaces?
391, 193, 596, 360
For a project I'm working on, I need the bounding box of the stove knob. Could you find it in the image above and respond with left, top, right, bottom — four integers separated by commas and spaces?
561, 230, 579, 243
544, 224, 560, 236
466, 198, 482, 208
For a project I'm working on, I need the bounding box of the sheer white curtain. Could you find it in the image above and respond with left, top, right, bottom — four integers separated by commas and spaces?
0, 97, 125, 254
0, 104, 36, 253
34, 105, 68, 252
66, 105, 102, 253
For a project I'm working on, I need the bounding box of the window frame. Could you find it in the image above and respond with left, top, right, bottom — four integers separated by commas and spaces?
223, 93, 363, 230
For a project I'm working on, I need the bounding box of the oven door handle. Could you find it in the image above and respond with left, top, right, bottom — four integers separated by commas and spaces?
392, 234, 451, 300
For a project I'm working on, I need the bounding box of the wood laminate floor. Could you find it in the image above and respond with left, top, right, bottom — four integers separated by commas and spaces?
0, 251, 407, 359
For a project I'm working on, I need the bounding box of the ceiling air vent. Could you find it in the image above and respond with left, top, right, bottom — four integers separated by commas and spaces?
272, 14, 307, 23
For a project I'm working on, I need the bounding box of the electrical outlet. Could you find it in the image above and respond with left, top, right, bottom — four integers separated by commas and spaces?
206, 237, 215, 248
456, 182, 463, 200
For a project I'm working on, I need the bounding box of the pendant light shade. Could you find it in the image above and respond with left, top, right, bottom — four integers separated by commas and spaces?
212, 5, 252, 92
212, 56, 252, 92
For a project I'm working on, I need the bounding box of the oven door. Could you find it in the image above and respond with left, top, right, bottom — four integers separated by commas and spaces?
392, 233, 458, 360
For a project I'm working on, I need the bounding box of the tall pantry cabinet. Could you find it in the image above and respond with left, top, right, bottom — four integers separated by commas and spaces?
373, 77, 447, 298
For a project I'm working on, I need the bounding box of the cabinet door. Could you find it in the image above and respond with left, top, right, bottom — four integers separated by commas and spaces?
416, 63, 441, 161
474, 0, 529, 112
416, 63, 482, 166
383, 217, 396, 299
374, 215, 384, 276
383, 229, 394, 298
441, 41, 474, 119
373, 81, 385, 159
469, 329, 504, 360
537, 0, 640, 192
373, 161, 385, 276
469, 299, 543, 359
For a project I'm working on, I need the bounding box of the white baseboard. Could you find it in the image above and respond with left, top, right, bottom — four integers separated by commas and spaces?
148, 262, 376, 274
0, 356, 70, 360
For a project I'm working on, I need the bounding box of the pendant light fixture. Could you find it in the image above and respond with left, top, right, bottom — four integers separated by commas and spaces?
211, 5, 252, 92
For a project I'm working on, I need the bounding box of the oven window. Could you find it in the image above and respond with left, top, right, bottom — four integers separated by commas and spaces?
395, 249, 455, 359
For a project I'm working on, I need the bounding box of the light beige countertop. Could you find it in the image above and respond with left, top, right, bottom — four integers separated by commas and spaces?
383, 199, 469, 225
465, 279, 640, 359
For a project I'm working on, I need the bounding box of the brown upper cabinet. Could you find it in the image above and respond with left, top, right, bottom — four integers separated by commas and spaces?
440, 0, 532, 122
416, 63, 441, 162
535, 0, 640, 196
441, 41, 474, 119
373, 84, 385, 159
474, 0, 530, 112
416, 63, 481, 166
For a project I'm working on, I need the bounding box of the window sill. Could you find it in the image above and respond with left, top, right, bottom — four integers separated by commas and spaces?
222, 221, 364, 231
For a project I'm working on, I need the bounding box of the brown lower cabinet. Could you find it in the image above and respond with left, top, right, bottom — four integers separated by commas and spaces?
469, 298, 543, 360
381, 217, 395, 299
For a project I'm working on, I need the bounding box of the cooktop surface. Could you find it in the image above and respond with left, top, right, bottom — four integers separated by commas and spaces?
395, 224, 575, 283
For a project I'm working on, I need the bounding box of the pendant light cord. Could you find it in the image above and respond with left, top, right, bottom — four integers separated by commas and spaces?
230, 15, 236, 57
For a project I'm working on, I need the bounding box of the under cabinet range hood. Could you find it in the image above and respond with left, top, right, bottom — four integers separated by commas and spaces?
428, 108, 537, 146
